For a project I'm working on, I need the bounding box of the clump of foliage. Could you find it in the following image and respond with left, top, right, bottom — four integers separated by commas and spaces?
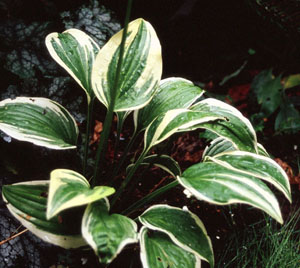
0, 5, 291, 267
250, 69, 300, 134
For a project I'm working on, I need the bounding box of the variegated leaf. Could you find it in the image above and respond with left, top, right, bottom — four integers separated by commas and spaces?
139, 205, 214, 267
143, 108, 223, 153
134, 77, 204, 132
139, 227, 201, 268
177, 162, 283, 223
82, 200, 138, 264
126, 154, 181, 178
2, 181, 86, 249
0, 97, 78, 149
47, 169, 115, 219
46, 29, 100, 103
92, 18, 162, 111
191, 98, 257, 153
207, 151, 291, 202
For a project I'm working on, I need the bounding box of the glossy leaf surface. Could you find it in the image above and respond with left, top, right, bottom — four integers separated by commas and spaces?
0, 97, 78, 149
134, 77, 204, 132
82, 200, 138, 264
139, 205, 214, 266
209, 151, 291, 202
144, 108, 223, 152
46, 29, 100, 103
191, 98, 257, 153
92, 18, 162, 111
178, 162, 283, 223
47, 169, 115, 219
2, 181, 86, 248
139, 227, 200, 268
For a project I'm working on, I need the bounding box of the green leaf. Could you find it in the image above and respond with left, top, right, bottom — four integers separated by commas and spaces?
126, 154, 181, 178
178, 161, 283, 223
191, 98, 258, 153
0, 97, 78, 150
283, 74, 300, 89
275, 100, 300, 133
139, 227, 201, 268
82, 200, 138, 264
47, 169, 115, 219
144, 108, 223, 152
203, 137, 269, 158
258, 75, 283, 116
2, 181, 86, 248
208, 151, 291, 202
46, 29, 100, 103
139, 205, 214, 267
92, 18, 162, 111
202, 137, 236, 159
134, 77, 204, 132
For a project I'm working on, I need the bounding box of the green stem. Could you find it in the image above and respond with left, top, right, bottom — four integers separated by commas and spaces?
111, 150, 147, 207
122, 180, 179, 216
83, 97, 95, 176
92, 0, 133, 187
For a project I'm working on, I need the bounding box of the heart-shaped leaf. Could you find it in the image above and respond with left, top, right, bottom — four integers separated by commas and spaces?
139, 205, 214, 267
92, 18, 162, 111
0, 97, 78, 149
178, 161, 283, 223
2, 181, 86, 248
139, 227, 201, 268
47, 169, 115, 219
46, 29, 100, 103
134, 77, 204, 132
82, 200, 138, 264
208, 151, 291, 202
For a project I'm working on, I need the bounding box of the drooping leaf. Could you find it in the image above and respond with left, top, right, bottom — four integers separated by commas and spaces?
191, 98, 257, 153
46, 29, 100, 103
275, 100, 300, 133
47, 169, 115, 219
207, 151, 291, 202
203, 137, 269, 158
0, 97, 78, 149
178, 161, 283, 223
139, 227, 201, 268
92, 18, 162, 111
82, 200, 138, 264
134, 77, 204, 132
126, 154, 181, 178
143, 108, 223, 153
2, 181, 86, 249
139, 205, 214, 267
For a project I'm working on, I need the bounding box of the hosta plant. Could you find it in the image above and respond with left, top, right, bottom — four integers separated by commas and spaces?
1, 15, 291, 268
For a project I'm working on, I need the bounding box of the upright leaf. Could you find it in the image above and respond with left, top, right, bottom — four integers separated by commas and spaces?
139, 227, 201, 268
2, 181, 86, 249
139, 205, 214, 267
82, 200, 138, 264
178, 162, 283, 223
134, 77, 204, 132
92, 18, 162, 111
191, 98, 257, 153
47, 169, 115, 219
46, 29, 100, 103
0, 97, 78, 149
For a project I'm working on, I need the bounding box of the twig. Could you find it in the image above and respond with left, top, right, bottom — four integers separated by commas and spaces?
0, 228, 28, 246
